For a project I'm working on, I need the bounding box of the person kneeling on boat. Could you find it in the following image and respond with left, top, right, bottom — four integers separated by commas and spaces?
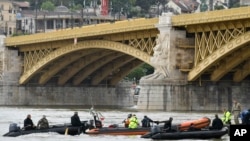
128, 114, 140, 129
209, 114, 223, 130
141, 115, 154, 127
37, 115, 49, 129
71, 112, 86, 133
24, 114, 36, 130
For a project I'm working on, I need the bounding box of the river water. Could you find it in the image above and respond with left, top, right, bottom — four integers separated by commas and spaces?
0, 106, 229, 141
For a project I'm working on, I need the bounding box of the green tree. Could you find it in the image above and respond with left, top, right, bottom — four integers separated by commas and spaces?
135, 0, 155, 15
110, 0, 136, 18
200, 0, 208, 12
214, 5, 225, 10
126, 63, 154, 82
41, 1, 55, 11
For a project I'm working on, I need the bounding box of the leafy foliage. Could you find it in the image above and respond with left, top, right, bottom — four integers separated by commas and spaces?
41, 1, 55, 11
126, 63, 154, 82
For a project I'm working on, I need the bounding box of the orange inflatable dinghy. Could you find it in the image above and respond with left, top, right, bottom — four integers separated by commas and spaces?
178, 117, 211, 131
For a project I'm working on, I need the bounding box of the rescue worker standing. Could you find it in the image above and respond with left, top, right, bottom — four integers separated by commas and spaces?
128, 114, 139, 129
37, 115, 49, 129
232, 100, 241, 124
222, 108, 231, 125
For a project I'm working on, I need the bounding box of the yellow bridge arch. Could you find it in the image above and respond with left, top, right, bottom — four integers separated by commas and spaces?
20, 40, 151, 85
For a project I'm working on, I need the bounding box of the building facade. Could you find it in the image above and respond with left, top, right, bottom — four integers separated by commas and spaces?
1, 0, 114, 36
0, 0, 25, 36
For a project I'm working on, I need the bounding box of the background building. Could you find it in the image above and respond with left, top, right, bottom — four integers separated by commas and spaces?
0, 0, 28, 36
1, 0, 114, 36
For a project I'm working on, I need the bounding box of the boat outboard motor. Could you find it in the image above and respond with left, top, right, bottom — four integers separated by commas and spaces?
9, 123, 20, 132
151, 125, 160, 134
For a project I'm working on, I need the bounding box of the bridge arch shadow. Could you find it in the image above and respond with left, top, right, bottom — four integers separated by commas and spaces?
19, 40, 152, 86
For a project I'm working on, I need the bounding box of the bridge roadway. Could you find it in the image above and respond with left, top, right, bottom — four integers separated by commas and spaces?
4, 6, 250, 86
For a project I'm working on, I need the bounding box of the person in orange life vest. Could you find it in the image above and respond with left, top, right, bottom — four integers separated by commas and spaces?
123, 114, 132, 128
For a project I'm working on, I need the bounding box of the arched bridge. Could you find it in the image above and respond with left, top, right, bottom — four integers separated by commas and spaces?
5, 6, 250, 86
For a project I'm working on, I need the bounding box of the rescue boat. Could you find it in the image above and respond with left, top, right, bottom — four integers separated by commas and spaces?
141, 117, 212, 139
3, 122, 87, 137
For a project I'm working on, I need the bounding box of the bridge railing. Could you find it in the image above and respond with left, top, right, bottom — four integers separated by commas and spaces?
5, 18, 158, 46
172, 7, 250, 26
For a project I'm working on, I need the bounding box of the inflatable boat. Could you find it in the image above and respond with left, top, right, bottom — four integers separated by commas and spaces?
3, 122, 87, 137
141, 117, 211, 138
150, 127, 228, 140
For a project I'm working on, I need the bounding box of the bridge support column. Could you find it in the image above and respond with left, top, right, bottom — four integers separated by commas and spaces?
137, 12, 191, 110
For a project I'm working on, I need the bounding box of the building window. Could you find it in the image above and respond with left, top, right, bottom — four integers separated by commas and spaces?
9, 27, 12, 35
9, 5, 12, 13
47, 20, 53, 29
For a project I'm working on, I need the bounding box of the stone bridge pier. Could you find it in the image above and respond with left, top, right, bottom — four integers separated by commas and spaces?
137, 13, 250, 112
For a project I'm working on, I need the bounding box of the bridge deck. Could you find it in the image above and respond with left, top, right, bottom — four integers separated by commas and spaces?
5, 18, 158, 46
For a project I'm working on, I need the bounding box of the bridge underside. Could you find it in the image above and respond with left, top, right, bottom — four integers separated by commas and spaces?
27, 48, 144, 86
18, 31, 157, 86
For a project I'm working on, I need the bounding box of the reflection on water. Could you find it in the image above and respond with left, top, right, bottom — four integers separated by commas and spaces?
0, 106, 229, 141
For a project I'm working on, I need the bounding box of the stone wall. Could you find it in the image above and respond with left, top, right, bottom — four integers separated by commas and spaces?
137, 80, 250, 111
0, 84, 134, 108
0, 35, 134, 107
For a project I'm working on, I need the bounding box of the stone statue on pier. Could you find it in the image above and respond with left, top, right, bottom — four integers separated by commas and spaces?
142, 33, 170, 80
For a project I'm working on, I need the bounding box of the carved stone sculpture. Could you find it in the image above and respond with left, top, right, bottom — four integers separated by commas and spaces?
142, 33, 170, 80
